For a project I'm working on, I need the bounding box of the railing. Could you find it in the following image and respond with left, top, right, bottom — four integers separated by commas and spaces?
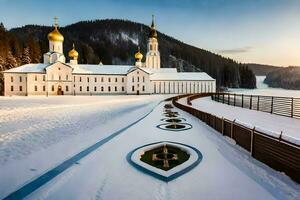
211, 93, 300, 119
172, 93, 300, 183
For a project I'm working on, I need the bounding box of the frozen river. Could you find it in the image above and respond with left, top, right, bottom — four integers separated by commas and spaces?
229, 76, 300, 98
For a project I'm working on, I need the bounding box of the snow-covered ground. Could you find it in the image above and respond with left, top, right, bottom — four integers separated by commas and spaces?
0, 95, 167, 199
1, 96, 299, 200
181, 97, 300, 145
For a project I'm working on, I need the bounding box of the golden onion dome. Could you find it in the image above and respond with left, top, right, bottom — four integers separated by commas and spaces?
48, 26, 64, 42
135, 47, 143, 60
68, 44, 79, 59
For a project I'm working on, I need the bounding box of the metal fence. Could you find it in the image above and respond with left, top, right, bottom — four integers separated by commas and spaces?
172, 93, 300, 183
211, 93, 300, 119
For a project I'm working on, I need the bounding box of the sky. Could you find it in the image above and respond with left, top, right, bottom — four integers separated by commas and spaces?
0, 0, 300, 66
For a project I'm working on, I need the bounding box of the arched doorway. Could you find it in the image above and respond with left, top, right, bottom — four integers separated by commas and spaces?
57, 85, 64, 95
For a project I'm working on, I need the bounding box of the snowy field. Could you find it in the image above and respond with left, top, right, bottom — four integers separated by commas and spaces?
182, 97, 300, 145
1, 95, 300, 199
0, 95, 167, 199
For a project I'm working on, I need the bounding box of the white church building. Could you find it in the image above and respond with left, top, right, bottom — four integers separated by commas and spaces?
3, 17, 216, 96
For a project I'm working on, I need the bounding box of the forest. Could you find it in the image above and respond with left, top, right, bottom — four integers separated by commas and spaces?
0, 19, 256, 94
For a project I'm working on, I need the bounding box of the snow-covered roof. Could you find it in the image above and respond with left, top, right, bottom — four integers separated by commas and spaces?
72, 65, 133, 75
150, 72, 215, 81
152, 68, 178, 73
4, 64, 48, 73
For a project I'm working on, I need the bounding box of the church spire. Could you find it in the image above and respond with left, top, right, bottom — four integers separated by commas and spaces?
148, 15, 157, 38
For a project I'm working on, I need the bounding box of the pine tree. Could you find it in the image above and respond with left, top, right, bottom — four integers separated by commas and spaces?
21, 47, 31, 65
0, 55, 4, 71
5, 51, 17, 69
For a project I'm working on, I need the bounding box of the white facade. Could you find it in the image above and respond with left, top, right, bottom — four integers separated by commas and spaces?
3, 17, 216, 96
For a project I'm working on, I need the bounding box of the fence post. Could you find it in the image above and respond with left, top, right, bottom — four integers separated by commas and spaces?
250, 95, 252, 110
223, 93, 225, 103
291, 97, 294, 118
228, 93, 230, 105
230, 119, 236, 138
234, 93, 236, 106
250, 127, 255, 156
242, 94, 244, 108
271, 96, 274, 114
221, 117, 224, 135
257, 96, 260, 111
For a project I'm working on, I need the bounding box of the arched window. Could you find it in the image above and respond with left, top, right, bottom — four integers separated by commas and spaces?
87, 86, 89, 92
94, 86, 97, 92
108, 86, 111, 92
66, 86, 69, 92
52, 85, 55, 91
101, 86, 104, 91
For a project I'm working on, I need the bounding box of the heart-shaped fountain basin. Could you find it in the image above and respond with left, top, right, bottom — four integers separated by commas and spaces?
127, 141, 202, 182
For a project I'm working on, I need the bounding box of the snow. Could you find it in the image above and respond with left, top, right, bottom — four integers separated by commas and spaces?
120, 32, 139, 45
1, 96, 300, 199
182, 97, 300, 145
0, 95, 166, 198
150, 72, 215, 81
1, 97, 299, 199
3, 63, 48, 73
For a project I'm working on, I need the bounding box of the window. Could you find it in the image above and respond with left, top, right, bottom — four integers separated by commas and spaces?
94, 86, 97, 92
137, 71, 139, 74
132, 86, 134, 91
101, 86, 104, 91
142, 85, 145, 91
87, 86, 89, 92
43, 75, 45, 81
11, 76, 13, 82
19, 86, 22, 91
43, 85, 46, 92
108, 86, 111, 92
115, 78, 118, 82
34, 85, 38, 91
143, 77, 145, 83
87, 77, 89, 82
66, 86, 69, 92
122, 86, 124, 91
80, 77, 82, 82
80, 86, 82, 92
132, 77, 134, 82
101, 77, 104, 82
74, 76, 76, 81
35, 75, 37, 81
59, 75, 61, 81
95, 77, 97, 82
66, 75, 68, 81
108, 78, 111, 82
115, 86, 117, 91
11, 85, 13, 91
19, 76, 22, 82
137, 77, 140, 82
122, 78, 124, 82
52, 85, 54, 91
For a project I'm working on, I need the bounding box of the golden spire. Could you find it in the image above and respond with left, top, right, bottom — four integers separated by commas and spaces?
68, 43, 79, 60
149, 15, 157, 38
134, 46, 143, 61
48, 17, 64, 42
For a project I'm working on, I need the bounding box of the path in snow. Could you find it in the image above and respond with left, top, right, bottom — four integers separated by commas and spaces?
0, 95, 167, 199
24, 101, 300, 200
180, 97, 300, 145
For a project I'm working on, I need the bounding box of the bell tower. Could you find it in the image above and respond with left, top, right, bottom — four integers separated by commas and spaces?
146, 15, 160, 70
44, 17, 66, 64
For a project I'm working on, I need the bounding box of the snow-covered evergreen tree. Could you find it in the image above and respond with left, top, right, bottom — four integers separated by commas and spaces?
5, 51, 17, 69
21, 47, 31, 65
0, 55, 4, 71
